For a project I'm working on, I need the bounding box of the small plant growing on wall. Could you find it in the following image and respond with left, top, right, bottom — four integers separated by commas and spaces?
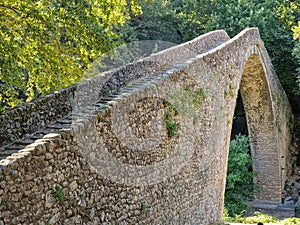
295, 205, 300, 218
163, 101, 180, 138
166, 86, 207, 127
183, 86, 206, 109
51, 185, 64, 203
140, 202, 148, 214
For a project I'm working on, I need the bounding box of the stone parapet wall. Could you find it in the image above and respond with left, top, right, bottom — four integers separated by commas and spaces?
0, 60, 228, 224
0, 88, 75, 148
0, 28, 292, 224
0, 30, 229, 150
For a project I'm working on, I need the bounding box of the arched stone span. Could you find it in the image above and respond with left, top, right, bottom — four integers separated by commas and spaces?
240, 53, 281, 203
0, 28, 292, 224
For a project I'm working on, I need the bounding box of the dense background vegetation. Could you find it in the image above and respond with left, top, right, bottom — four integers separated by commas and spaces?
225, 135, 255, 216
0, 0, 299, 113
120, 0, 300, 112
0, 0, 143, 111
1, 0, 299, 220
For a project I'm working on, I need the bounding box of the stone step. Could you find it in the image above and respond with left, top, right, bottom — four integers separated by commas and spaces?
0, 142, 32, 159
15, 138, 35, 145
0, 149, 20, 160
46, 123, 71, 130
57, 119, 73, 124
30, 133, 45, 140
0, 121, 68, 161
4, 144, 28, 151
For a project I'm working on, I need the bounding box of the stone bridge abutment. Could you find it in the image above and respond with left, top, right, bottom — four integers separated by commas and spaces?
0, 28, 292, 224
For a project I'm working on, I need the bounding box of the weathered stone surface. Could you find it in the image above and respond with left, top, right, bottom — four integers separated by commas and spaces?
48, 212, 61, 225
0, 28, 292, 224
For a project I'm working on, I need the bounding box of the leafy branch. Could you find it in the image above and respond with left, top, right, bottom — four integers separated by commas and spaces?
0, 4, 21, 15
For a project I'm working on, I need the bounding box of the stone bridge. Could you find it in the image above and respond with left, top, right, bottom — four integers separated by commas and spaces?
0, 28, 292, 224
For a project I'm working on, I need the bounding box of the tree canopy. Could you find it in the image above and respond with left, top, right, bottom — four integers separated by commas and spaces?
292, 21, 300, 90
0, 0, 143, 111
0, 0, 299, 112
121, 0, 300, 104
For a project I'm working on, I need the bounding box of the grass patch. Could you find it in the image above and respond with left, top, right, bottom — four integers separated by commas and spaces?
224, 212, 300, 224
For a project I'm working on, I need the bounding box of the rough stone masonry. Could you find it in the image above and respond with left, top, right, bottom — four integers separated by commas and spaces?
0, 28, 292, 224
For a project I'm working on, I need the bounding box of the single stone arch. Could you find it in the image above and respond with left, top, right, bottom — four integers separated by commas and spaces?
0, 28, 292, 224
239, 53, 282, 203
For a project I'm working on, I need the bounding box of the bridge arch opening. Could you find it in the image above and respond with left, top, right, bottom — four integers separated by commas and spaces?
236, 54, 282, 203
231, 91, 248, 139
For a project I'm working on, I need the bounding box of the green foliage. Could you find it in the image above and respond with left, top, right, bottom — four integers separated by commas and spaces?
2, 0, 299, 112
120, 0, 300, 109
165, 118, 180, 138
120, 0, 183, 44
292, 21, 300, 95
120, 0, 220, 43
225, 135, 256, 216
51, 185, 64, 203
167, 86, 206, 123
0, 0, 143, 112
140, 201, 147, 214
224, 211, 300, 224
183, 87, 206, 109
224, 211, 277, 223
169, 0, 217, 42
223, 136, 300, 223
205, 0, 299, 98
282, 217, 300, 224
296, 205, 300, 213
164, 101, 180, 138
